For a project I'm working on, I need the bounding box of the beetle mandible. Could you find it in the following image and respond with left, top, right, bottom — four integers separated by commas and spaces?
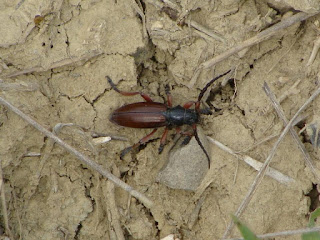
106, 70, 231, 167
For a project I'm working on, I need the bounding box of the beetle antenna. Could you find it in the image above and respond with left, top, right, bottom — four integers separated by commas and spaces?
193, 126, 211, 168
198, 70, 231, 102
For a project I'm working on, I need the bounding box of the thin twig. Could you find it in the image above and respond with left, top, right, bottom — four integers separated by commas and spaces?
307, 36, 320, 66
0, 159, 13, 239
187, 195, 206, 229
207, 137, 295, 185
262, 78, 301, 115
187, 67, 202, 89
263, 83, 320, 182
226, 226, 320, 240
189, 11, 318, 89
201, 11, 318, 70
222, 83, 320, 238
193, 136, 295, 202
0, 81, 39, 91
105, 165, 125, 240
131, 0, 148, 38
236, 133, 279, 153
193, 29, 217, 43
267, 31, 302, 73
0, 96, 153, 209
189, 20, 226, 43
5, 51, 102, 78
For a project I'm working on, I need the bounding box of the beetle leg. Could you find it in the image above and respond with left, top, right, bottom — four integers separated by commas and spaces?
106, 76, 153, 102
200, 107, 213, 115
195, 101, 201, 112
192, 124, 211, 168
165, 85, 172, 107
120, 129, 158, 159
183, 101, 195, 109
181, 135, 192, 145
158, 127, 169, 153
176, 127, 193, 136
175, 127, 193, 145
175, 127, 193, 136
120, 146, 134, 159
139, 93, 153, 102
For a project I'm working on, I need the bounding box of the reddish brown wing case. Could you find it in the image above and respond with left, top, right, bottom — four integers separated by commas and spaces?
110, 102, 168, 128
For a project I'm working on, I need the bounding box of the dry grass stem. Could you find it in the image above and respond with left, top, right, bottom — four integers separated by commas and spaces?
201, 11, 318, 71
187, 67, 202, 89
106, 165, 125, 240
227, 226, 320, 240
236, 133, 279, 153
0, 159, 13, 239
222, 83, 320, 238
187, 195, 206, 229
131, 0, 147, 38
207, 137, 295, 185
267, 30, 302, 73
263, 83, 320, 182
0, 81, 39, 91
190, 12, 310, 87
37, 137, 55, 180
262, 78, 301, 115
193, 29, 218, 43
307, 36, 320, 66
12, 190, 22, 239
193, 135, 294, 203
189, 20, 226, 43
5, 51, 102, 78
0, 96, 154, 209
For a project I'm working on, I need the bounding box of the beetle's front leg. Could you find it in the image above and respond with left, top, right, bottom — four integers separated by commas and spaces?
120, 129, 158, 159
106, 76, 153, 102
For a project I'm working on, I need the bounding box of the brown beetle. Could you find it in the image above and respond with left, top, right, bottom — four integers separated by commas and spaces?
107, 70, 230, 167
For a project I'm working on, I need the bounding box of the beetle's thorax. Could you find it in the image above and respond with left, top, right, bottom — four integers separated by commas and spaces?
164, 105, 199, 126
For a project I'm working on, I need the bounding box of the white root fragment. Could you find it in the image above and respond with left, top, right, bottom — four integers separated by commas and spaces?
92, 136, 112, 144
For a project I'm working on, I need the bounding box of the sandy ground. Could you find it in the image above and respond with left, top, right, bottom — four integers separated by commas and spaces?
1, 0, 320, 239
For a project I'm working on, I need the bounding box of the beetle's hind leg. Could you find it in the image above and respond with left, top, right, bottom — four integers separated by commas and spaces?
158, 127, 169, 153
106, 76, 153, 102
120, 129, 158, 159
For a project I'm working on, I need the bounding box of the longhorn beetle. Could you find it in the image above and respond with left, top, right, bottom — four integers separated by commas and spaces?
106, 70, 230, 167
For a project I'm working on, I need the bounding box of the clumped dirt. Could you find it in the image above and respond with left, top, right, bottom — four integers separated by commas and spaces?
1, 0, 320, 239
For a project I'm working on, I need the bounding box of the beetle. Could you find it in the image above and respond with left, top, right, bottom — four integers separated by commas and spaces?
106, 70, 230, 167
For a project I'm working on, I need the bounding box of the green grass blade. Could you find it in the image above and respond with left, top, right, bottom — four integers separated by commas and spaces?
302, 208, 320, 240
232, 215, 259, 240
309, 208, 320, 227
302, 232, 320, 240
